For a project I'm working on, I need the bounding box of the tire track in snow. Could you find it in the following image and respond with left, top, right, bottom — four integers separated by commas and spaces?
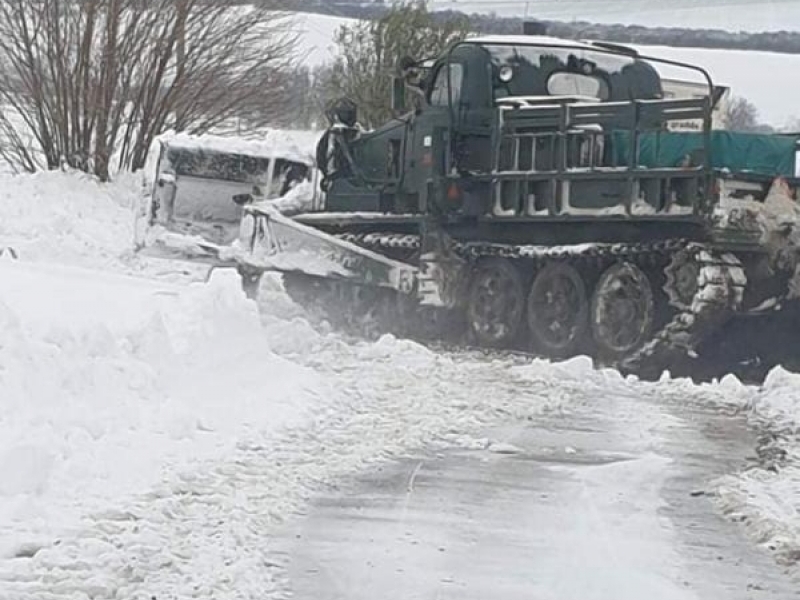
0, 282, 765, 599
0, 310, 586, 599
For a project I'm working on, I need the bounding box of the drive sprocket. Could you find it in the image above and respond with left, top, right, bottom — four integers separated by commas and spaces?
622, 245, 747, 376
663, 248, 701, 311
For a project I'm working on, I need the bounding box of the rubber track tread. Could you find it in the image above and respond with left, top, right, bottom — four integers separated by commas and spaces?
335, 232, 746, 376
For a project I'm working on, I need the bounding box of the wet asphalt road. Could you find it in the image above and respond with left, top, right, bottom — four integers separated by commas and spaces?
272, 389, 799, 600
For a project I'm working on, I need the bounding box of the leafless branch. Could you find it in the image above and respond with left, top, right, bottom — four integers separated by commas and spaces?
0, 0, 297, 180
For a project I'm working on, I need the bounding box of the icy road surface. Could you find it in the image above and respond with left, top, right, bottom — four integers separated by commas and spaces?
277, 390, 800, 600
2, 171, 800, 598
1, 260, 799, 599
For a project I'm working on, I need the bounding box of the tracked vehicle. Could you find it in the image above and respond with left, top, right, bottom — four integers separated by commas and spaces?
233, 32, 800, 377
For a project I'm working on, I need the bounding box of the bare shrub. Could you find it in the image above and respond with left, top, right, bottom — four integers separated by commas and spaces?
724, 95, 773, 133
0, 0, 296, 180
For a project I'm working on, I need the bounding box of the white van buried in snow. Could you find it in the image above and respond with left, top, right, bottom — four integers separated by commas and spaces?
135, 131, 321, 263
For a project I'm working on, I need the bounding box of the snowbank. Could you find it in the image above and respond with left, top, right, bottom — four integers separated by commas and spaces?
0, 171, 139, 271
713, 367, 800, 564
0, 170, 219, 285
0, 261, 323, 562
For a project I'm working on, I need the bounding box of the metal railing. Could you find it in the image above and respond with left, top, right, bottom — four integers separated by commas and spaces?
489, 96, 712, 218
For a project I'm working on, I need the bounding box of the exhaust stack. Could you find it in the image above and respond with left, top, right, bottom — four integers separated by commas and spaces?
523, 21, 548, 36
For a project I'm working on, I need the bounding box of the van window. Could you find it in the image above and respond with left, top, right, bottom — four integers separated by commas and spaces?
166, 148, 272, 184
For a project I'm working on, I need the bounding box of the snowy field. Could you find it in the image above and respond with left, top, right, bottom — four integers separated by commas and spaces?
428, 0, 800, 33
293, 12, 352, 69
294, 11, 800, 127
634, 45, 800, 128
1, 168, 800, 596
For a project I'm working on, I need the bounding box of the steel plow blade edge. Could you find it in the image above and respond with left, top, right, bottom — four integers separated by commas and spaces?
238, 207, 417, 294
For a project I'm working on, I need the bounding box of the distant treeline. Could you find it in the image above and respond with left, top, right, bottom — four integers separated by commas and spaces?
284, 0, 800, 55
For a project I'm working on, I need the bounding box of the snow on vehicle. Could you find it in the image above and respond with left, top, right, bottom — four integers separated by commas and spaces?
134, 131, 319, 263
231, 31, 800, 377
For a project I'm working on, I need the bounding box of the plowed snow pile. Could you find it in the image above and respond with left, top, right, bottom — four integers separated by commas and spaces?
0, 171, 572, 597
0, 172, 138, 270
0, 170, 206, 282
1, 170, 800, 596
0, 261, 322, 555
713, 370, 800, 564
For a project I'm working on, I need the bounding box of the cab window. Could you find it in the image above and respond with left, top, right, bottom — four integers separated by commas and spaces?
429, 63, 464, 106
547, 71, 610, 100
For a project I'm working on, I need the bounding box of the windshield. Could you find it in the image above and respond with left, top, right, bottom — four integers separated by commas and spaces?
165, 148, 273, 184
482, 43, 663, 102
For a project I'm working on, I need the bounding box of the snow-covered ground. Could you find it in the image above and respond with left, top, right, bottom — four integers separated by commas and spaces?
0, 260, 319, 548
0, 172, 140, 272
714, 368, 800, 564
1, 169, 800, 596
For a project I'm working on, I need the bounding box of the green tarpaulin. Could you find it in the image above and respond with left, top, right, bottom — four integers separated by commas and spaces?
612, 131, 799, 178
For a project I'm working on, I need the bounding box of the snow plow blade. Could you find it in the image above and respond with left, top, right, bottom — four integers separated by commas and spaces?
236, 206, 417, 294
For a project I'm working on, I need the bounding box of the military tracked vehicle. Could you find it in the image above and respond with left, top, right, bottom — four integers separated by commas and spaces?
232, 32, 800, 378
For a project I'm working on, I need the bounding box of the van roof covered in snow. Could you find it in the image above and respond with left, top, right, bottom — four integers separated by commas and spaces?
161, 131, 319, 166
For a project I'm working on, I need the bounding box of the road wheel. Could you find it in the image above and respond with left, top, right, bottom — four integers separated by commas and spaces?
591, 262, 655, 360
527, 262, 589, 358
466, 258, 525, 347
